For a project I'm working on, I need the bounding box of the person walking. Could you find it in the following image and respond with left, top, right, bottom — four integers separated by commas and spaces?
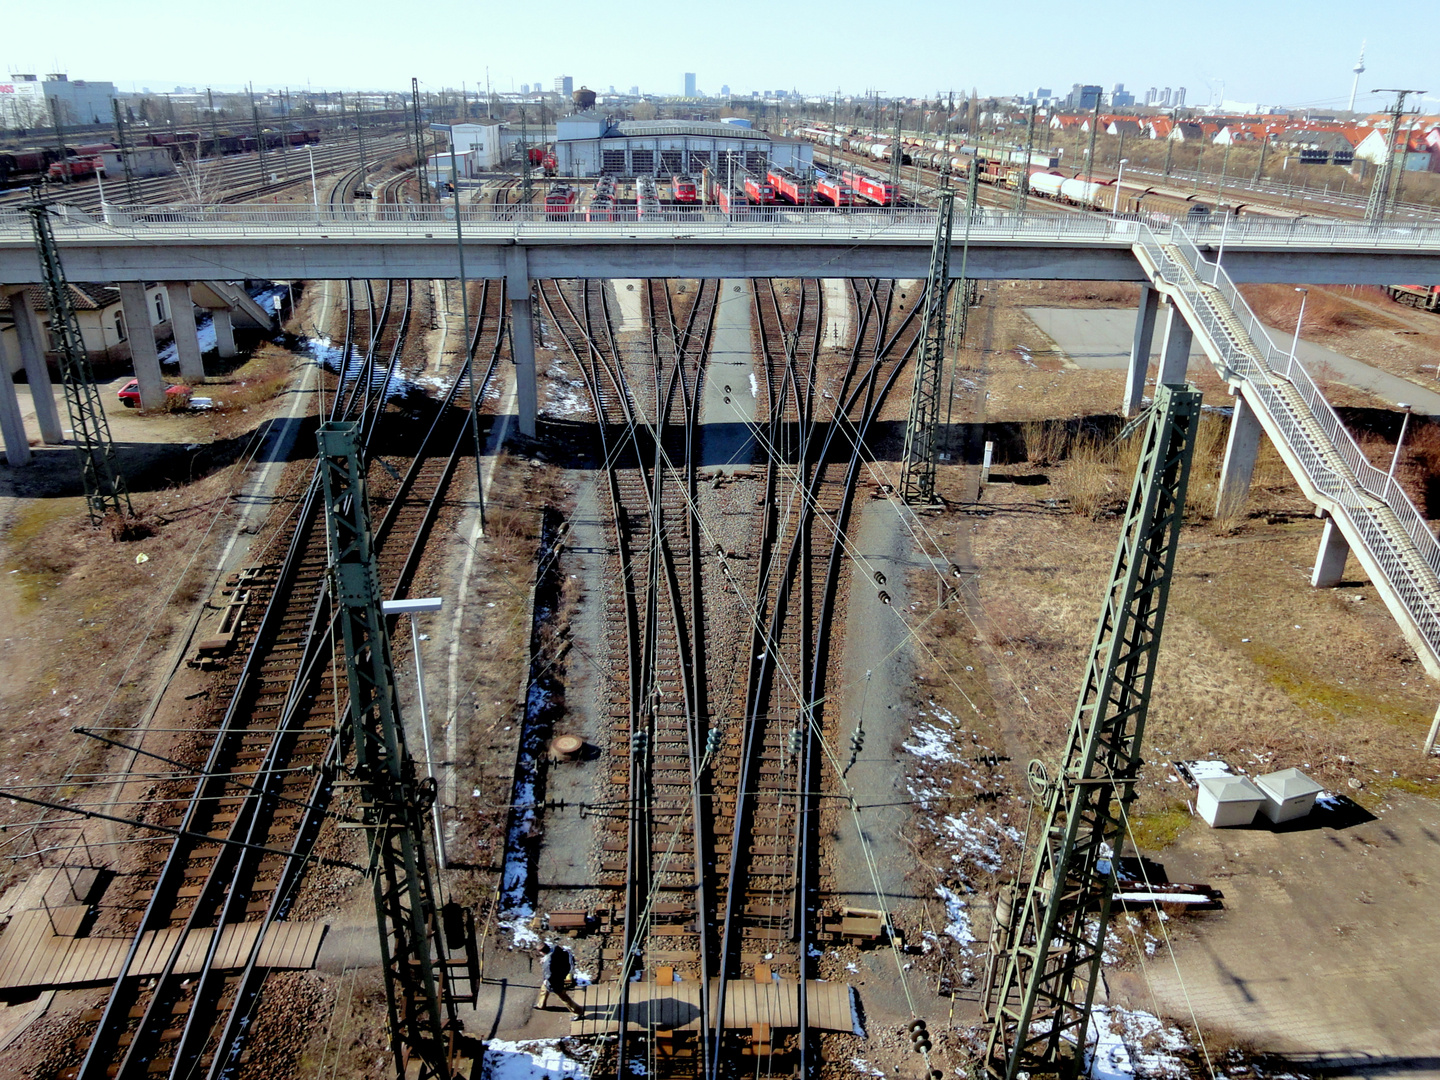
535, 942, 584, 1018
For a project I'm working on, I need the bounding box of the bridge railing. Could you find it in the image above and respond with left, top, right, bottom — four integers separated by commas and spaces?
1142, 224, 1440, 580
3, 201, 1439, 250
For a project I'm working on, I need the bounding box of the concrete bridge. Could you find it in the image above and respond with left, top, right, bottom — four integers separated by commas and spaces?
2, 203, 1437, 440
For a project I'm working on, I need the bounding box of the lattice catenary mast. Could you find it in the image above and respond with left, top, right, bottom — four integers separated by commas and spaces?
28, 203, 132, 523
899, 175, 955, 504
981, 382, 1201, 1078
318, 421, 456, 1080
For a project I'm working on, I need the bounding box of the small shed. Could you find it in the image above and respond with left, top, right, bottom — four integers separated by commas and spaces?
1255, 768, 1324, 824
1196, 775, 1266, 827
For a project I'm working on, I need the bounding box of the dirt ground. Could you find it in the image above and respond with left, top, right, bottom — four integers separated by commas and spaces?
910, 276, 1440, 1074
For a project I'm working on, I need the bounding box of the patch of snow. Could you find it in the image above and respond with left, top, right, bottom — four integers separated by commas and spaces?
903, 722, 960, 763
935, 885, 974, 946
1085, 1006, 1190, 1080
480, 1038, 595, 1080
748, 372, 759, 399
850, 1058, 885, 1078
848, 986, 866, 1037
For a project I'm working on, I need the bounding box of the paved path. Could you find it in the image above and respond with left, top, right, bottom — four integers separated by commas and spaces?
699, 279, 758, 472
1025, 306, 1440, 415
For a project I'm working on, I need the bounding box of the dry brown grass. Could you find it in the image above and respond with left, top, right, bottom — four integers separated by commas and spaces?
204, 343, 295, 413
1240, 284, 1402, 338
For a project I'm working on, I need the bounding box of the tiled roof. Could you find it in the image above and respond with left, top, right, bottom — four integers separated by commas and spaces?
0, 282, 121, 315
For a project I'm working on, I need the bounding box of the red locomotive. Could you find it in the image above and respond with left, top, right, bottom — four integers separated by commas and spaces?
670, 174, 698, 202
815, 177, 854, 207
545, 185, 578, 215
586, 193, 618, 222
742, 173, 776, 204
766, 167, 814, 205
48, 156, 104, 180
711, 181, 749, 215
840, 167, 895, 207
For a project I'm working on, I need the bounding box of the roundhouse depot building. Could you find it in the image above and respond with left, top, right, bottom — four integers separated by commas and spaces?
554, 113, 812, 178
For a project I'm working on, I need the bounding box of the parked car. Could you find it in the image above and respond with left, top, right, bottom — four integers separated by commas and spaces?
117, 379, 190, 408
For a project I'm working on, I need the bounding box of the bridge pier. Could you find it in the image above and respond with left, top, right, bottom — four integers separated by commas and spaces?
1123, 283, 1161, 417
119, 282, 166, 410
1311, 514, 1351, 588
1156, 302, 1193, 386
0, 331, 31, 466
505, 248, 538, 439
165, 283, 206, 383
211, 309, 237, 358
1216, 389, 1264, 518
4, 287, 63, 444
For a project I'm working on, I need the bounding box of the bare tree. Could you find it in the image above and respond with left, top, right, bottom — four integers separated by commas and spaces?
175, 145, 226, 205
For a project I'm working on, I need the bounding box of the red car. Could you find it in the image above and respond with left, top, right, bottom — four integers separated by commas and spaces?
117, 379, 189, 407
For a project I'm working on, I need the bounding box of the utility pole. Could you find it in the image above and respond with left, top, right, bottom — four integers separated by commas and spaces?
28, 203, 132, 523
412, 77, 428, 203
519, 105, 533, 205
982, 382, 1202, 1080
1365, 90, 1424, 224
355, 96, 371, 196
1217, 140, 1231, 203
318, 421, 459, 1080
1012, 103, 1036, 215
111, 99, 138, 203
249, 83, 267, 192
206, 87, 219, 161
900, 175, 955, 505
830, 89, 839, 173
1083, 94, 1102, 185
890, 100, 903, 201
1254, 133, 1268, 182
1162, 110, 1176, 176
47, 97, 68, 184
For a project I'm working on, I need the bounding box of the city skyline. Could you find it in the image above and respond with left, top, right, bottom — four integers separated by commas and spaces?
4, 0, 1430, 114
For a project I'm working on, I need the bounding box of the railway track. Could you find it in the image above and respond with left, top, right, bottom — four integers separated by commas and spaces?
60, 170, 504, 1080
0, 132, 411, 211
539, 272, 923, 1079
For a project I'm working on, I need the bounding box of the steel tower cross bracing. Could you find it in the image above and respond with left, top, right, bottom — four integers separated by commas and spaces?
28, 203, 132, 523
1365, 90, 1425, 224
981, 382, 1201, 1079
317, 421, 454, 1080
899, 178, 955, 504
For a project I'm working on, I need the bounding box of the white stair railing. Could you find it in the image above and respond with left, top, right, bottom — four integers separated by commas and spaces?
1136, 223, 1440, 657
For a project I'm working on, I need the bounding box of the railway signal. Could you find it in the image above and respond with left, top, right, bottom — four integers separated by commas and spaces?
980, 383, 1201, 1079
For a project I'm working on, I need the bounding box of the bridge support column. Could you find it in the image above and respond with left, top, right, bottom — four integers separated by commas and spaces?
1156, 302, 1193, 387
1310, 515, 1351, 588
505, 247, 537, 439
5, 287, 64, 444
0, 332, 32, 466
119, 282, 166, 410
212, 309, 237, 358
1215, 390, 1263, 518
1123, 283, 1161, 417
165, 283, 205, 383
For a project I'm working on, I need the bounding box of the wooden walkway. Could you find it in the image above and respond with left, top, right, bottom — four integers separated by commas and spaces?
0, 906, 327, 992
569, 980, 856, 1037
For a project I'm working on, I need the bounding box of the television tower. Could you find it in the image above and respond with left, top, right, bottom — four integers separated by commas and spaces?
1348, 41, 1366, 113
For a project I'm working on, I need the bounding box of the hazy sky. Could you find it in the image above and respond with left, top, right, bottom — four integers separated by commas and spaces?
5, 1, 1429, 113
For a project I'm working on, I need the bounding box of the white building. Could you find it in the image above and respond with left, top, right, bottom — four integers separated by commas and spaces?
553, 114, 811, 178
433, 122, 505, 170
0, 73, 116, 129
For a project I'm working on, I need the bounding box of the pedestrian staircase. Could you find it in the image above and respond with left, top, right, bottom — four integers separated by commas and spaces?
1134, 225, 1440, 687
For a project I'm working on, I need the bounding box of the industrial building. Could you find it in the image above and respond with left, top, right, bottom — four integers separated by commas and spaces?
553, 113, 811, 178
0, 73, 116, 129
